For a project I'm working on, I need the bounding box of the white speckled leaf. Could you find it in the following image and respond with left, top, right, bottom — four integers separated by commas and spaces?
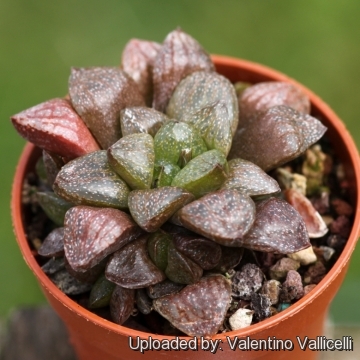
53, 151, 130, 209
153, 274, 232, 336
128, 187, 194, 232
176, 189, 256, 246
64, 206, 141, 272
152, 28, 214, 112
69, 67, 145, 149
242, 197, 311, 253
107, 133, 155, 190
154, 120, 207, 167
120, 107, 168, 137
221, 158, 281, 197
171, 149, 228, 199
106, 235, 166, 289
229, 105, 327, 171
167, 71, 239, 137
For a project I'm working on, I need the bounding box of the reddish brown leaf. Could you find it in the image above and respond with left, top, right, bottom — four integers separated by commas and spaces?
242, 197, 311, 253
38, 227, 64, 258
152, 28, 214, 112
121, 39, 161, 105
11, 98, 100, 159
106, 235, 166, 289
69, 67, 145, 149
110, 286, 135, 325
64, 206, 142, 272
153, 274, 232, 336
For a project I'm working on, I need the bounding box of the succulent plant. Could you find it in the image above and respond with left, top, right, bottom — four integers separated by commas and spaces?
13, 28, 352, 338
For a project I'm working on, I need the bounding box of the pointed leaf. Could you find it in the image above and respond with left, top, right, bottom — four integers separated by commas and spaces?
106, 235, 166, 289
152, 28, 214, 112
89, 274, 116, 309
165, 240, 203, 284
107, 133, 155, 190
53, 151, 130, 209
229, 105, 327, 171
11, 98, 100, 159
69, 67, 145, 149
221, 158, 280, 197
38, 227, 64, 258
128, 187, 194, 232
171, 149, 228, 199
64, 206, 141, 272
177, 189, 255, 246
284, 189, 328, 238
110, 286, 135, 325
167, 71, 238, 137
173, 233, 222, 270
242, 197, 311, 253
154, 120, 207, 167
153, 274, 232, 336
153, 161, 180, 187
120, 106, 168, 137
147, 231, 172, 271
121, 39, 161, 105
147, 279, 185, 299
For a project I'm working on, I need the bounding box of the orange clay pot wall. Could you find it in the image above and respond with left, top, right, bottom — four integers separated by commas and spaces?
11, 56, 360, 360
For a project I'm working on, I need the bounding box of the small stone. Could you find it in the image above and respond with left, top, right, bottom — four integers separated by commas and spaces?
269, 258, 300, 281
316, 246, 336, 262
331, 199, 354, 217
229, 308, 254, 330
304, 261, 327, 284
251, 293, 272, 321
232, 263, 264, 300
279, 270, 304, 302
261, 280, 281, 305
287, 246, 317, 266
38, 227, 64, 258
276, 168, 307, 196
311, 192, 330, 215
303, 284, 317, 296
329, 215, 351, 238
327, 234, 347, 249
278, 303, 291, 312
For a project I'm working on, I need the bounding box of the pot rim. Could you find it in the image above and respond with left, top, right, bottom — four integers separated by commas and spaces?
11, 55, 360, 340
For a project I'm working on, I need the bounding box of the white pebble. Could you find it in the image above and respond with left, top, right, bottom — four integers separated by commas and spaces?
229, 308, 253, 330
288, 246, 317, 266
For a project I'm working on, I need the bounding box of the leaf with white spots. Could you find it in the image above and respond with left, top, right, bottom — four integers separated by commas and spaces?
11, 98, 100, 159
171, 149, 228, 199
53, 151, 130, 209
229, 105, 327, 170
64, 206, 141, 272
107, 133, 155, 190
106, 235, 166, 289
242, 197, 311, 253
120, 107, 168, 137
69, 67, 145, 149
128, 187, 194, 232
167, 71, 239, 137
121, 39, 161, 105
154, 120, 207, 167
152, 28, 214, 112
153, 274, 232, 336
176, 189, 256, 246
221, 158, 280, 197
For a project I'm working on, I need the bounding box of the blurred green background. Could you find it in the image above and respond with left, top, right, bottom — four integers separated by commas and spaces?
1, 0, 359, 325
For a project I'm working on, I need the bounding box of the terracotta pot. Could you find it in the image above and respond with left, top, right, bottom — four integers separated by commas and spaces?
11, 56, 360, 360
